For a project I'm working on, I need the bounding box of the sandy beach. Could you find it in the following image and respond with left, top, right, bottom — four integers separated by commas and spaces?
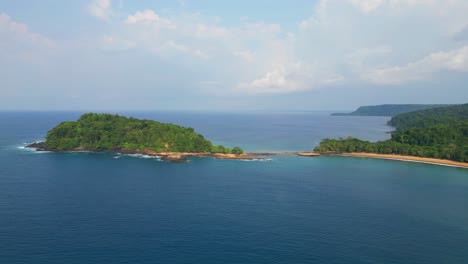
338, 152, 468, 169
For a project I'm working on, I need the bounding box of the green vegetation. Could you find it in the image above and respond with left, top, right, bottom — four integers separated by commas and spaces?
232, 147, 244, 155
388, 104, 468, 129
316, 104, 468, 162
45, 113, 244, 154
332, 104, 447, 116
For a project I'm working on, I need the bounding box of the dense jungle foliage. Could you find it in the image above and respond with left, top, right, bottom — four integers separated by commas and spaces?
316, 104, 468, 162
388, 104, 468, 129
45, 113, 243, 154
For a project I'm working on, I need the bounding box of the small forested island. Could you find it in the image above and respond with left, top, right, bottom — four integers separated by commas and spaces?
332, 104, 447, 116
316, 104, 468, 163
27, 113, 249, 161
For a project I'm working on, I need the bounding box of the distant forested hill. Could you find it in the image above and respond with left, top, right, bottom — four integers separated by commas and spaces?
332, 104, 447, 116
388, 104, 468, 129
316, 104, 468, 162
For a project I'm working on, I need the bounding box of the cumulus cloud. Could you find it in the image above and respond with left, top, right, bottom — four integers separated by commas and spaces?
348, 0, 447, 13
0, 13, 59, 101
238, 63, 343, 94
3, 0, 468, 110
0, 13, 56, 64
125, 9, 175, 28
100, 35, 135, 50
88, 0, 112, 21
98, 10, 315, 94
92, 0, 468, 94
233, 50, 255, 62
362, 46, 468, 84
345, 46, 393, 73
454, 25, 468, 41
0, 13, 55, 48
119, 10, 214, 58
113, 9, 347, 94
349, 0, 385, 13
297, 0, 468, 87
8, 0, 468, 100
161, 40, 209, 59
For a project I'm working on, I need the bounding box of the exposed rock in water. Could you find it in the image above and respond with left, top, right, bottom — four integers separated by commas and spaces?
297, 152, 321, 157
25, 142, 48, 151
161, 154, 187, 162
212, 153, 255, 160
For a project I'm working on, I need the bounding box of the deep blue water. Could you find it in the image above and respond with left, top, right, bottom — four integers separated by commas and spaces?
0, 112, 467, 264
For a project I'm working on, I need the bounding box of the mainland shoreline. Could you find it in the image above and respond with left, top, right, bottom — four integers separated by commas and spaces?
336, 152, 468, 169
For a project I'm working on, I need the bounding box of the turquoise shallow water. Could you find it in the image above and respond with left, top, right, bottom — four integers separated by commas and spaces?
0, 112, 467, 264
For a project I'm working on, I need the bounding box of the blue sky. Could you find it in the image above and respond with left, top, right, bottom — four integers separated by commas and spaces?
1, 0, 467, 111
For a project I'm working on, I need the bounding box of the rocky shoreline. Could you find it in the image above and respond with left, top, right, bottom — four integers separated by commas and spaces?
27, 142, 330, 156
25, 142, 261, 162
25, 142, 325, 162
23, 142, 468, 168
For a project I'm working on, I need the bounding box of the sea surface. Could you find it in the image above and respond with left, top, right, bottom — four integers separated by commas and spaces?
0, 111, 467, 264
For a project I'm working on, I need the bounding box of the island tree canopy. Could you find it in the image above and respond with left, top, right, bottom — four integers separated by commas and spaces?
45, 113, 243, 154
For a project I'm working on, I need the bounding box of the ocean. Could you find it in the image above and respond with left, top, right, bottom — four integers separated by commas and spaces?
0, 111, 467, 264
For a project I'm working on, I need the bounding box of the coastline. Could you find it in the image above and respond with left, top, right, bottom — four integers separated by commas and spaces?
24, 142, 468, 168
25, 142, 257, 161
337, 152, 468, 169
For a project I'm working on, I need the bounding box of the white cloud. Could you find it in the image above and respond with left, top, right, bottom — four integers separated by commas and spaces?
345, 46, 393, 73
362, 46, 468, 85
0, 13, 60, 101
0, 12, 56, 64
348, 0, 445, 13
162, 40, 209, 59
193, 23, 230, 38
0, 13, 27, 32
88, 0, 112, 21
233, 50, 255, 62
75, 0, 468, 98
120, 10, 214, 58
0, 13, 55, 48
238, 63, 343, 94
100, 35, 135, 50
3, 0, 468, 110
296, 0, 468, 86
125, 9, 175, 29
113, 9, 306, 88
454, 25, 468, 41
98, 1, 468, 94
346, 0, 468, 35
349, 0, 385, 13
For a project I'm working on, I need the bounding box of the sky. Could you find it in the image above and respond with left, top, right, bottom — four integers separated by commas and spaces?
1, 0, 467, 111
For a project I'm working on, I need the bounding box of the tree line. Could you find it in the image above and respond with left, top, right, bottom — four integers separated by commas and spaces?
315, 104, 468, 162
